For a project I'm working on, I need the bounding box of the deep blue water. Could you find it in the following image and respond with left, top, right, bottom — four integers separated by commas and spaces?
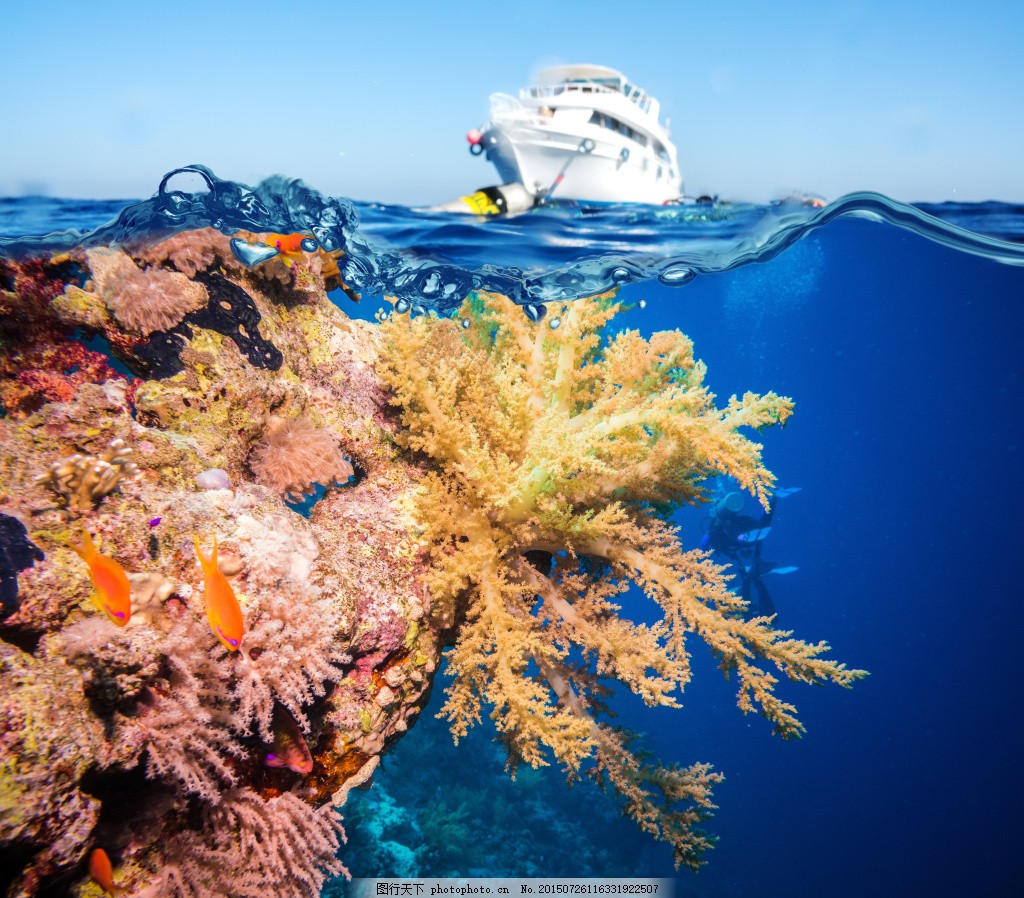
3, 173, 1023, 896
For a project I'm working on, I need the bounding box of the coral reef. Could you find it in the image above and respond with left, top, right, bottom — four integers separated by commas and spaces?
0, 223, 864, 894
0, 233, 436, 897
378, 291, 867, 870
337, 709, 650, 879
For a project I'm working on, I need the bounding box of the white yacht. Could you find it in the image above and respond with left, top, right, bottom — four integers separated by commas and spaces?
466, 64, 683, 208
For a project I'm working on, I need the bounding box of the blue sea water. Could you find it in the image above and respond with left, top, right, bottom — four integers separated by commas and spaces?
2, 170, 1023, 897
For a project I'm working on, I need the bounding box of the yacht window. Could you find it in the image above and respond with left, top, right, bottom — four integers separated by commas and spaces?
588, 112, 647, 146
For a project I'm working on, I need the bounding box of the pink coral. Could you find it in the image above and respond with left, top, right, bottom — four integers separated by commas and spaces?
141, 788, 347, 898
123, 572, 350, 797
126, 604, 244, 801
132, 228, 238, 278
86, 248, 208, 335
232, 590, 351, 741
248, 416, 354, 501
132, 687, 243, 802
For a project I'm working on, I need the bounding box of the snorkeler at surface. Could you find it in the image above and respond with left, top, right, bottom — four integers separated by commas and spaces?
700, 485, 801, 617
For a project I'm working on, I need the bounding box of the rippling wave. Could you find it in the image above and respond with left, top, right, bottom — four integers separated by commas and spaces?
1, 164, 1021, 314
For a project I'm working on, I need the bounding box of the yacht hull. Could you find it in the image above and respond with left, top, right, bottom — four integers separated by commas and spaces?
484, 123, 679, 204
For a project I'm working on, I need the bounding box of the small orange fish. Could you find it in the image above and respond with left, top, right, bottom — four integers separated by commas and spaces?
263, 232, 309, 266
194, 535, 244, 651
70, 532, 131, 627
88, 847, 116, 895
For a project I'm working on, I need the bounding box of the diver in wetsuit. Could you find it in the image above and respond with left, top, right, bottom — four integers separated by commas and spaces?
700, 489, 799, 617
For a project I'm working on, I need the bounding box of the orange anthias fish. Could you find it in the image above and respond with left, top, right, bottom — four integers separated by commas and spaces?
262, 232, 309, 266
265, 704, 314, 775
70, 531, 131, 627
194, 535, 244, 652
88, 847, 117, 895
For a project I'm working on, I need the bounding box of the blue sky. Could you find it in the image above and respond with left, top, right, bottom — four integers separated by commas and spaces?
2, 0, 1022, 204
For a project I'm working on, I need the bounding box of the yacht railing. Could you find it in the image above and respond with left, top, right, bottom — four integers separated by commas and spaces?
524, 81, 653, 113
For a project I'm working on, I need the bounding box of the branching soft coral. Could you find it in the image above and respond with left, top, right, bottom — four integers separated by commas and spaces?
124, 579, 349, 800
378, 291, 867, 870
140, 787, 347, 898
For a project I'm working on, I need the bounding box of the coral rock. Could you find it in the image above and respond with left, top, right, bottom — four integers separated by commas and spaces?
0, 642, 106, 896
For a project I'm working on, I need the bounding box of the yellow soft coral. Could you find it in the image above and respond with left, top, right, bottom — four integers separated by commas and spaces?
378, 291, 866, 870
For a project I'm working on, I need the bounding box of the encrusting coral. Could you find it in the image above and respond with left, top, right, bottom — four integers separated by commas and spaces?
378, 290, 868, 870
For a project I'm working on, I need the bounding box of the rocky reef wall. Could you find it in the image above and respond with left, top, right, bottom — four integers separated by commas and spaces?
0, 232, 438, 897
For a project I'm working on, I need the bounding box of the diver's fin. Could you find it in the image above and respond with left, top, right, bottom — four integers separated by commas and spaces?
767, 565, 799, 575
774, 487, 803, 498
737, 526, 772, 543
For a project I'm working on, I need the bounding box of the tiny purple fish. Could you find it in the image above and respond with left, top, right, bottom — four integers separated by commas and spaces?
149, 517, 162, 528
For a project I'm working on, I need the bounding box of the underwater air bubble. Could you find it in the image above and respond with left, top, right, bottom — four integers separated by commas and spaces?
462, 318, 471, 329
300, 237, 319, 252
611, 267, 631, 283
523, 303, 547, 322
658, 264, 696, 286
549, 317, 561, 329
394, 299, 411, 314
312, 227, 337, 251
230, 238, 280, 268
639, 299, 647, 309
162, 192, 191, 216
412, 304, 427, 317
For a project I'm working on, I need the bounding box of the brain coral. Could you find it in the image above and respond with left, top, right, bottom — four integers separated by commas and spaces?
85, 248, 208, 335
249, 415, 355, 501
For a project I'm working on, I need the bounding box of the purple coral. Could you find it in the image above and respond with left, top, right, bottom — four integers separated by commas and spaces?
248, 416, 354, 501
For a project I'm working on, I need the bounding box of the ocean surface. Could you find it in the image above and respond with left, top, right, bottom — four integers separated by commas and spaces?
2, 169, 1023, 897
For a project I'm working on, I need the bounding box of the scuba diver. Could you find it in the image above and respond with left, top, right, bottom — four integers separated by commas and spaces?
699, 485, 801, 617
